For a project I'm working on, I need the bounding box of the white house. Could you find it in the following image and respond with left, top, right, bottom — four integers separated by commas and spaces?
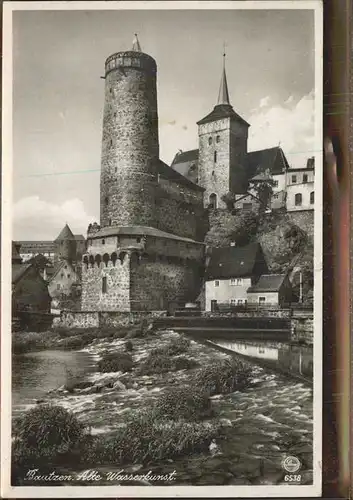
285, 158, 315, 212
205, 242, 269, 311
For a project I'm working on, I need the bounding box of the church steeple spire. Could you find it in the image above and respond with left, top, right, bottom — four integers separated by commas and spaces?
217, 46, 230, 106
132, 33, 142, 52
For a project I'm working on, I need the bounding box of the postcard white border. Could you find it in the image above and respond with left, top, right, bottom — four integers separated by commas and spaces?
1, 1, 323, 497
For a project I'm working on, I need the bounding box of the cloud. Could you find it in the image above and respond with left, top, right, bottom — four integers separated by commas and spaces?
13, 196, 97, 240
259, 96, 271, 108
248, 90, 315, 168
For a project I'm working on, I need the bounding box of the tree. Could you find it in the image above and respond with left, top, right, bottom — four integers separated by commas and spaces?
205, 211, 259, 248
250, 178, 276, 210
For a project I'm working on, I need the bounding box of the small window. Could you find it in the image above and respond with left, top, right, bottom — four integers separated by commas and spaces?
259, 296, 266, 304
67, 274, 71, 279
295, 193, 302, 206
209, 193, 217, 209
214, 151, 217, 163
61, 273, 64, 278
237, 299, 244, 305
102, 239, 105, 245
136, 237, 141, 243
303, 174, 308, 183
310, 191, 314, 204
230, 299, 237, 305
65, 265, 67, 269
291, 175, 297, 184
211, 170, 215, 176
104, 196, 109, 206
115, 167, 117, 173
243, 203, 252, 210
236, 278, 243, 286
216, 135, 220, 143
230, 279, 236, 286
57, 284, 61, 290
109, 219, 112, 226
208, 137, 212, 145
214, 280, 219, 287
273, 180, 279, 187
102, 276, 107, 294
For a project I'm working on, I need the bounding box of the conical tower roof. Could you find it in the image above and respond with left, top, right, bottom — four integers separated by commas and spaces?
54, 223, 75, 242
217, 53, 230, 105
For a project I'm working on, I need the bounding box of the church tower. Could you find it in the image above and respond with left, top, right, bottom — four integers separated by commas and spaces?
197, 52, 250, 208
100, 34, 159, 228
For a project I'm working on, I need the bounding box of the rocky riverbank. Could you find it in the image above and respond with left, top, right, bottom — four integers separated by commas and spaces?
13, 328, 313, 486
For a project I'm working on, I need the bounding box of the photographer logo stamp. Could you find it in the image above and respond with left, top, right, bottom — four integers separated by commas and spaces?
282, 456, 301, 474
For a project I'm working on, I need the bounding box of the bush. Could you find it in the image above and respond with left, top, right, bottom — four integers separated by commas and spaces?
13, 405, 86, 466
194, 358, 252, 395
12, 331, 59, 354
151, 336, 191, 357
83, 410, 221, 466
138, 352, 197, 376
97, 352, 133, 373
125, 340, 133, 351
154, 387, 212, 421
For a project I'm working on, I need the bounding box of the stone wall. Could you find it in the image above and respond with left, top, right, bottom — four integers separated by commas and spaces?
81, 253, 130, 311
130, 256, 202, 312
201, 309, 291, 319
55, 309, 167, 329
100, 51, 159, 228
291, 316, 314, 344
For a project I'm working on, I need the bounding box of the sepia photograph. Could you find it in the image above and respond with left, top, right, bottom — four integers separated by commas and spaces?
1, 1, 323, 497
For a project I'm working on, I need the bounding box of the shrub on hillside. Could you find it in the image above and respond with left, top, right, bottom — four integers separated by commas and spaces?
12, 331, 59, 354
154, 387, 213, 421
97, 352, 133, 373
13, 404, 86, 466
83, 410, 220, 465
125, 340, 133, 351
194, 358, 252, 395
151, 336, 191, 357
137, 352, 197, 375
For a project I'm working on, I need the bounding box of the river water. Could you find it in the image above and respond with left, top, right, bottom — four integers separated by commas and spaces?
12, 350, 96, 416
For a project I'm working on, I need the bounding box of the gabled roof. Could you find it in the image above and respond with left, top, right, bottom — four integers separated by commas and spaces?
247, 147, 290, 177
74, 234, 86, 241
54, 224, 75, 242
171, 149, 199, 166
197, 104, 250, 127
206, 242, 263, 280
48, 260, 76, 283
247, 274, 287, 293
12, 263, 32, 284
157, 159, 204, 192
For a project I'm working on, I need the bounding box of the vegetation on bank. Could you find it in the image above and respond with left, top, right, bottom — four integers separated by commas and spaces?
12, 321, 152, 355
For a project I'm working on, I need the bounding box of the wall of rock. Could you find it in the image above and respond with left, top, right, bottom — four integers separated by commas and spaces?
286, 210, 314, 237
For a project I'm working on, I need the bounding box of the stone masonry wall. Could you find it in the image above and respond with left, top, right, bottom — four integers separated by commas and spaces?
100, 52, 159, 228
81, 253, 130, 311
55, 310, 167, 329
198, 118, 231, 208
130, 257, 202, 311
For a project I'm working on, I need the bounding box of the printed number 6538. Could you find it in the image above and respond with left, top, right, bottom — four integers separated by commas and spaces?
284, 475, 301, 482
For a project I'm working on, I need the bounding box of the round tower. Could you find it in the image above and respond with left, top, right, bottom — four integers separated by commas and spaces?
100, 35, 159, 228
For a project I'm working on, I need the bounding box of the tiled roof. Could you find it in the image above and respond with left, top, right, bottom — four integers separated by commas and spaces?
18, 241, 56, 253
12, 263, 32, 284
247, 147, 290, 177
206, 242, 263, 279
157, 159, 203, 191
197, 104, 250, 127
171, 149, 199, 165
90, 225, 204, 244
247, 274, 286, 293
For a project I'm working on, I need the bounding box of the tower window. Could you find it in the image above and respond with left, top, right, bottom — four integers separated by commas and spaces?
291, 175, 297, 184
102, 239, 105, 245
214, 151, 217, 163
303, 174, 308, 183
295, 193, 302, 206
310, 191, 314, 204
102, 276, 107, 294
216, 135, 220, 143
104, 196, 109, 205
208, 137, 212, 145
209, 193, 218, 209
109, 139, 113, 147
109, 219, 112, 226
136, 237, 141, 243
115, 167, 117, 173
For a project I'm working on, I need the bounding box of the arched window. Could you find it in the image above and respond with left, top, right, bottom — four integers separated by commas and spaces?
214, 151, 217, 163
216, 135, 220, 143
208, 137, 212, 145
295, 193, 302, 206
209, 193, 218, 209
310, 191, 314, 204
102, 276, 107, 294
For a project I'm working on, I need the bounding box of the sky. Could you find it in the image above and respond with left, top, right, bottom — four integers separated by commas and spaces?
12, 7, 316, 240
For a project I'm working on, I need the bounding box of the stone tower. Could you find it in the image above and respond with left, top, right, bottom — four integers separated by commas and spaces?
54, 224, 77, 263
100, 34, 159, 228
197, 53, 250, 208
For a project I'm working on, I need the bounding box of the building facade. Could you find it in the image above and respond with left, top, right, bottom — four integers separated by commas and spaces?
81, 36, 205, 312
